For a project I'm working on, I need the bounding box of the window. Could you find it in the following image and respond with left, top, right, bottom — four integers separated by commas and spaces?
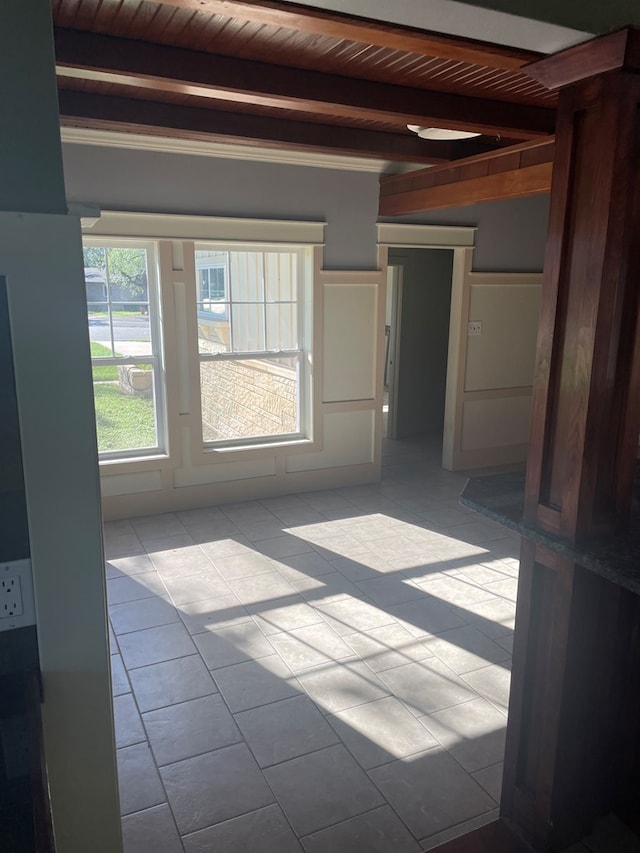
80, 213, 321, 463
196, 252, 228, 307
83, 242, 165, 457
196, 245, 310, 446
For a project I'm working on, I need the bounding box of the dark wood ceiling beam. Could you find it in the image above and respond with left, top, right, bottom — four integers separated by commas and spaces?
378, 138, 554, 214
524, 27, 640, 90
57, 89, 477, 163
54, 28, 555, 140
138, 0, 541, 71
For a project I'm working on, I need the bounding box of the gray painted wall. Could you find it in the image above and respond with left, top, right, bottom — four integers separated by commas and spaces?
381, 193, 550, 272
0, 280, 29, 564
389, 248, 454, 438
62, 145, 549, 272
0, 1, 66, 214
62, 145, 381, 269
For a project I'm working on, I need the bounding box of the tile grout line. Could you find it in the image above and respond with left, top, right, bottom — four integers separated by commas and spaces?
108, 444, 518, 852
117, 654, 187, 853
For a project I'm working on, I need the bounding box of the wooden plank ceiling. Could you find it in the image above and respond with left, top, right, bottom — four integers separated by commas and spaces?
52, 0, 558, 170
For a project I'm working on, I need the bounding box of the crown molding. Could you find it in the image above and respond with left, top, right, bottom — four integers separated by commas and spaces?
60, 126, 427, 175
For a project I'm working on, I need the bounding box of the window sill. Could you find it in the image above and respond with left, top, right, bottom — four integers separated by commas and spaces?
204, 437, 314, 456
98, 452, 169, 468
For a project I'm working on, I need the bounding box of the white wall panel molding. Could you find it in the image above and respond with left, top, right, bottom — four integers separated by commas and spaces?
322, 283, 378, 403
377, 222, 476, 249
286, 410, 376, 472
443, 249, 542, 469
100, 470, 163, 497
83, 210, 326, 244
322, 400, 377, 413
101, 461, 378, 518
174, 457, 276, 487
319, 269, 385, 284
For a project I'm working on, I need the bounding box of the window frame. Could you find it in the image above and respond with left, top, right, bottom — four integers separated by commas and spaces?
195, 241, 312, 450
196, 255, 228, 306
80, 212, 325, 471
83, 237, 167, 461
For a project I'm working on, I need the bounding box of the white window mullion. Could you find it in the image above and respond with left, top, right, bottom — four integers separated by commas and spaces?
262, 253, 268, 352
104, 248, 116, 357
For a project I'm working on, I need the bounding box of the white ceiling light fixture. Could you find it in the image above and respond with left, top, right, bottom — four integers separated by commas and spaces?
407, 124, 481, 140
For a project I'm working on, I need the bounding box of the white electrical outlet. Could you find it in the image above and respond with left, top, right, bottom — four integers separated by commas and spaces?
0, 560, 35, 632
0, 576, 23, 618
468, 320, 482, 336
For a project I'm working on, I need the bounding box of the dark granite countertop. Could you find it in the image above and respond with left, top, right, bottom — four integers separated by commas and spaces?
460, 471, 640, 596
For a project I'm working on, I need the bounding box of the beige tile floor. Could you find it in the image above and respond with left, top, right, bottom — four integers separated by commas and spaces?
106, 437, 521, 853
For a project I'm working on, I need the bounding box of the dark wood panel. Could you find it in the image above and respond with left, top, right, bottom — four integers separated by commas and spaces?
518, 549, 574, 847
57, 89, 458, 162
380, 138, 554, 192
57, 74, 446, 134
524, 66, 640, 540
138, 0, 542, 71
501, 538, 534, 833
525, 27, 640, 91
307, 54, 553, 109
553, 570, 640, 848
378, 163, 551, 214
52, 0, 557, 110
502, 542, 640, 850
25, 671, 54, 853
378, 139, 553, 214
509, 29, 640, 853
426, 819, 533, 852
54, 28, 556, 139
523, 109, 576, 529
608, 104, 640, 523
57, 74, 514, 159
543, 101, 604, 516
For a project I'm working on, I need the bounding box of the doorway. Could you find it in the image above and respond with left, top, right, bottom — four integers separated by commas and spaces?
384, 248, 454, 447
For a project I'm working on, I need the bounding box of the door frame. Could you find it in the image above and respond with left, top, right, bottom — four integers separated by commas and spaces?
377, 224, 476, 464
385, 263, 403, 439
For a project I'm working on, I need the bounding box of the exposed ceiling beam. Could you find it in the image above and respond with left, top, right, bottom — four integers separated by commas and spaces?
137, 0, 542, 70
524, 27, 640, 90
54, 28, 555, 141
378, 138, 554, 214
57, 89, 486, 163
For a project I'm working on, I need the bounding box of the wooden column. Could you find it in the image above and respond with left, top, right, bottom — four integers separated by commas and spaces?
501, 27, 640, 851
524, 28, 640, 543
427, 28, 640, 853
